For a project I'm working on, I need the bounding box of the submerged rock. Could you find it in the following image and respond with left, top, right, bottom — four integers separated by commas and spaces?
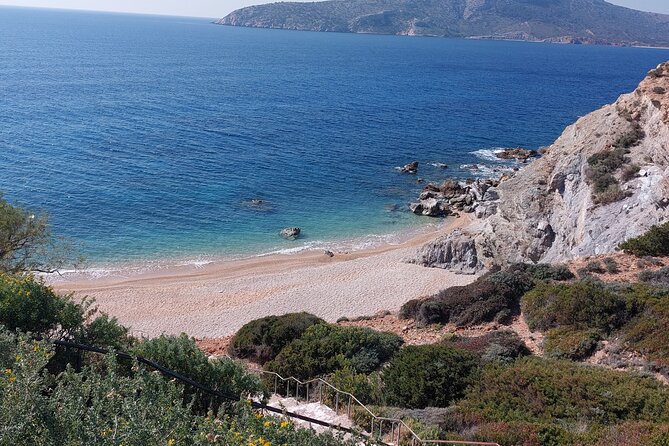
280, 227, 301, 240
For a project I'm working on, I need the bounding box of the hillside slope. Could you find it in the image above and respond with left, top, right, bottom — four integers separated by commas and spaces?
412, 61, 669, 269
217, 0, 669, 47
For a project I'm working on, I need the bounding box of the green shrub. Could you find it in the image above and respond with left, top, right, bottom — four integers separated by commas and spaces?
603, 257, 620, 274
638, 267, 669, 284
265, 324, 403, 380
592, 422, 669, 446
620, 222, 669, 257
469, 421, 576, 446
401, 264, 573, 327
442, 330, 530, 364
584, 260, 605, 274
543, 327, 602, 361
521, 281, 630, 333
229, 312, 324, 364
0, 332, 367, 446
327, 366, 383, 405
0, 273, 83, 336
383, 345, 479, 409
621, 296, 669, 368
461, 357, 669, 424
133, 333, 263, 412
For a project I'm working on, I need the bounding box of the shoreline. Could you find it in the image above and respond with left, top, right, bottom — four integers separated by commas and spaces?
53, 215, 478, 338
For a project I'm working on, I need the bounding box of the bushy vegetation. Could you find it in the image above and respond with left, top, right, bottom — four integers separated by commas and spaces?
620, 221, 669, 257
229, 312, 324, 364
400, 263, 573, 328
521, 281, 631, 333
461, 357, 669, 424
0, 194, 75, 274
133, 334, 263, 413
543, 327, 602, 360
265, 323, 403, 380
621, 294, 669, 368
327, 366, 383, 405
382, 345, 479, 409
0, 331, 366, 446
603, 257, 620, 274
442, 330, 530, 364
638, 266, 669, 284
585, 115, 644, 205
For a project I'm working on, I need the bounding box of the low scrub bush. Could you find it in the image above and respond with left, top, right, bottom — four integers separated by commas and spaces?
461, 357, 669, 424
521, 281, 631, 333
638, 267, 669, 284
327, 366, 383, 405
584, 260, 605, 274
0, 331, 366, 446
621, 294, 669, 368
603, 257, 620, 274
620, 222, 669, 257
133, 333, 263, 412
442, 330, 530, 364
265, 324, 402, 380
543, 327, 602, 361
383, 344, 479, 409
592, 422, 669, 446
229, 312, 324, 364
400, 264, 573, 327
0, 273, 83, 336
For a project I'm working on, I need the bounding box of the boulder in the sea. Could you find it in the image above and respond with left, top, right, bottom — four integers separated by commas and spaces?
431, 162, 449, 169
280, 227, 301, 240
400, 161, 419, 174
495, 148, 539, 161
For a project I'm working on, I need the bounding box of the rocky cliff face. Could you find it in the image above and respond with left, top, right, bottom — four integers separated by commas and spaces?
412, 62, 669, 271
218, 0, 669, 48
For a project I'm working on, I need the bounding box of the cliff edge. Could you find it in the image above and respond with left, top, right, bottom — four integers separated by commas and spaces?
412, 61, 669, 270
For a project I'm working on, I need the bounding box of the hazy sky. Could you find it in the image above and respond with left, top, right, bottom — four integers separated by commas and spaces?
0, 0, 668, 18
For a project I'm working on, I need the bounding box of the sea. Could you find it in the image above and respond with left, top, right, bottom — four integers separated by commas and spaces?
1, 6, 668, 269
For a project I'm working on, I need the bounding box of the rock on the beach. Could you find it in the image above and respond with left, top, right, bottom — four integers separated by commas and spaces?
280, 227, 301, 240
406, 230, 483, 274
410, 198, 451, 217
400, 161, 419, 174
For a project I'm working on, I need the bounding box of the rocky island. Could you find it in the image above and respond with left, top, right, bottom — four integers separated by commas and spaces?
218, 0, 669, 48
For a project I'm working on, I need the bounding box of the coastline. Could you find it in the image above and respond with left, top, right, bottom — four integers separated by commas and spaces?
52, 215, 478, 338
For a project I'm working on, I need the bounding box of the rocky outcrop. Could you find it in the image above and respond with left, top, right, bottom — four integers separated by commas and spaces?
280, 227, 301, 240
495, 148, 539, 162
410, 178, 500, 217
407, 230, 483, 274
410, 61, 669, 269
399, 161, 419, 174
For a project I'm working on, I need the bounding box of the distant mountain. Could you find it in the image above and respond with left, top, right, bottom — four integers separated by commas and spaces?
217, 0, 669, 47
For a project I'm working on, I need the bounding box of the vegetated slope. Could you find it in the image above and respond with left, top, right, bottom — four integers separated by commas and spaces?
217, 0, 669, 47
412, 61, 669, 269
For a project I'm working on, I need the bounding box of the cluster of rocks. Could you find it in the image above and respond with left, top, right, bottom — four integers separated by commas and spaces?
409, 178, 501, 217
495, 148, 539, 162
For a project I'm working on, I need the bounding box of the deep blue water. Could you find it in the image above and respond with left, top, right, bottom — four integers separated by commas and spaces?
1, 7, 668, 264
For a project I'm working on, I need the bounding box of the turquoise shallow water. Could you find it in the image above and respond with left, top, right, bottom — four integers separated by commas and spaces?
1, 6, 669, 264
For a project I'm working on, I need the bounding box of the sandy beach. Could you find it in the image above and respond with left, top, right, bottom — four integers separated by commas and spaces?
52, 216, 477, 338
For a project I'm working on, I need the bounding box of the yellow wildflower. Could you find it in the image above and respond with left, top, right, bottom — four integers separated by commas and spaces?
280, 420, 290, 429
167, 439, 175, 446
263, 421, 271, 427
254, 413, 263, 419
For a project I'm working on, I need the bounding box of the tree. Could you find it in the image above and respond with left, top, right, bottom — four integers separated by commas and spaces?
0, 194, 72, 274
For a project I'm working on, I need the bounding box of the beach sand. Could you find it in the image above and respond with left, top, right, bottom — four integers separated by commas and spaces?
53, 216, 477, 338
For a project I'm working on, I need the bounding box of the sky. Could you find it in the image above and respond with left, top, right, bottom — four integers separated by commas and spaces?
0, 0, 667, 18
